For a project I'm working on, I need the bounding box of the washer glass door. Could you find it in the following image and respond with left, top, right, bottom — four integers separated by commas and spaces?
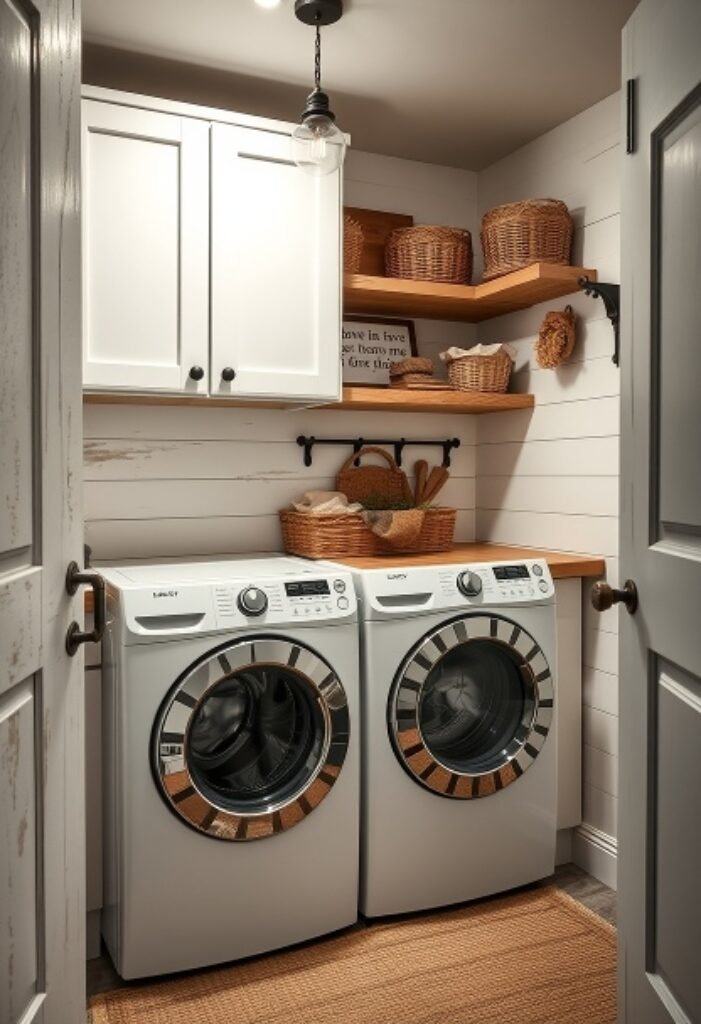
389, 613, 553, 799
153, 637, 349, 840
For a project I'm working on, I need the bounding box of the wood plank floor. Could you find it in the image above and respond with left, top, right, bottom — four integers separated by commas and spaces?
86, 864, 616, 998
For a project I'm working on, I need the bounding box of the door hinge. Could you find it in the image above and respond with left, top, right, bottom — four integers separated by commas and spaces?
626, 78, 637, 154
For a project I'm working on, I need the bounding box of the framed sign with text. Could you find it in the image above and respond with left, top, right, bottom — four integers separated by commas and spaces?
341, 316, 418, 386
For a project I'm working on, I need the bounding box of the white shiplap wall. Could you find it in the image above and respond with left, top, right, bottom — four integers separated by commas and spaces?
83, 150, 480, 560
475, 92, 622, 882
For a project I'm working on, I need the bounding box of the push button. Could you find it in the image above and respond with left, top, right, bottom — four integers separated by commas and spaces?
532, 564, 544, 577
337, 596, 349, 610
538, 580, 549, 593
333, 579, 346, 593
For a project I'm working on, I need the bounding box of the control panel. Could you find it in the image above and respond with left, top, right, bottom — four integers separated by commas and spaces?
110, 569, 356, 639
440, 559, 553, 605
352, 559, 554, 619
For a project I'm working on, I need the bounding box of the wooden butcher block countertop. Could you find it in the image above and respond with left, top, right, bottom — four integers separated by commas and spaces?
82, 544, 604, 611
333, 543, 605, 579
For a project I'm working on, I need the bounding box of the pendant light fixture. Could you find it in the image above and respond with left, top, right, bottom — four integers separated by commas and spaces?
292, 0, 346, 176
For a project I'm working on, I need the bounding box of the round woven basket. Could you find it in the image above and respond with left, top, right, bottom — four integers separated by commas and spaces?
279, 507, 457, 559
480, 199, 573, 281
385, 225, 473, 284
447, 349, 513, 393
343, 214, 364, 275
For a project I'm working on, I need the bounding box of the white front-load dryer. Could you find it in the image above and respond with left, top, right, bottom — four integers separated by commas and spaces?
329, 557, 557, 918
100, 556, 359, 978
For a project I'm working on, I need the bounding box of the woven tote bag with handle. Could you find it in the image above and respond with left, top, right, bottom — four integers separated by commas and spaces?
336, 446, 413, 506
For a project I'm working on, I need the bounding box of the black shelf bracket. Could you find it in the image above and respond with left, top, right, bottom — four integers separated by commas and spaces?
296, 435, 461, 469
579, 276, 621, 366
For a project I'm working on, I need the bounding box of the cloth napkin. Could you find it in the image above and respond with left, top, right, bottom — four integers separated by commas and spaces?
292, 490, 363, 515
439, 343, 514, 361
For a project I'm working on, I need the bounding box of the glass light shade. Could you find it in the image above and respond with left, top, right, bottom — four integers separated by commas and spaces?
291, 116, 346, 176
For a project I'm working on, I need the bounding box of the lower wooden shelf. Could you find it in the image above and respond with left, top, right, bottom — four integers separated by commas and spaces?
330, 387, 534, 414
83, 387, 534, 414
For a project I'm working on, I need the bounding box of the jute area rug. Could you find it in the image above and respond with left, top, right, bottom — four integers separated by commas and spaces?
89, 886, 616, 1024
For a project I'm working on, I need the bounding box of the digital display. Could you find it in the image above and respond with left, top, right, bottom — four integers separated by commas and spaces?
285, 580, 330, 597
493, 565, 530, 581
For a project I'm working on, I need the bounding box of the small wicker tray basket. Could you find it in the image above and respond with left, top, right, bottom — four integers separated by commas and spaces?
447, 348, 513, 393
481, 199, 573, 281
343, 214, 364, 275
279, 507, 457, 559
385, 225, 473, 284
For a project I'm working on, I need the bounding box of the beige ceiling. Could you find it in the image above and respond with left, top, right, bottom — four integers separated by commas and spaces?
82, 0, 638, 170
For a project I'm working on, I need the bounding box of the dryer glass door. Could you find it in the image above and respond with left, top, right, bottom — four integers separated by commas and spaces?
153, 637, 349, 840
389, 613, 554, 799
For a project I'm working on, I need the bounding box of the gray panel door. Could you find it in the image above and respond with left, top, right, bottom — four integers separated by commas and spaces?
0, 0, 84, 1021
619, 1, 701, 1021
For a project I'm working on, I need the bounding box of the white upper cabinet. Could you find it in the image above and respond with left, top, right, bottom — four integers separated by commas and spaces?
82, 100, 210, 393
82, 90, 343, 402
210, 124, 342, 402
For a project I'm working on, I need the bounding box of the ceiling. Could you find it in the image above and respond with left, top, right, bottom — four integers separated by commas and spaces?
82, 0, 638, 170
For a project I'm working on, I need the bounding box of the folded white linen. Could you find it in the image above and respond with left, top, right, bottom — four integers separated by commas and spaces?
291, 490, 364, 515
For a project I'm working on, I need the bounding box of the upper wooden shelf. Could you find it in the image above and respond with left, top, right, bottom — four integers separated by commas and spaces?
344, 263, 596, 322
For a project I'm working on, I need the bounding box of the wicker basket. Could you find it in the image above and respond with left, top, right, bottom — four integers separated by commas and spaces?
385, 225, 473, 284
480, 199, 573, 281
343, 214, 364, 275
336, 446, 413, 506
279, 507, 457, 559
447, 348, 513, 393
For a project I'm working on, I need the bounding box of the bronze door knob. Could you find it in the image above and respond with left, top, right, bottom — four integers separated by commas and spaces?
591, 579, 638, 614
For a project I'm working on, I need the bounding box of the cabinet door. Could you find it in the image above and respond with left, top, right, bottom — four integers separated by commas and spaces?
211, 124, 342, 401
82, 101, 209, 393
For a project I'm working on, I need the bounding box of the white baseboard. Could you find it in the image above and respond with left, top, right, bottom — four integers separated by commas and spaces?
556, 828, 573, 866
573, 823, 618, 890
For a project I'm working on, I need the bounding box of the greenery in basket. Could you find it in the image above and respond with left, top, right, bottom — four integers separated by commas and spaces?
360, 493, 434, 511
360, 494, 415, 511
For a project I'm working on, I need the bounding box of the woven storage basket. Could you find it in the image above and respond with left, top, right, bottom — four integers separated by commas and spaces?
385, 225, 473, 284
480, 199, 573, 281
343, 214, 364, 275
336, 446, 413, 506
447, 348, 513, 393
279, 507, 457, 559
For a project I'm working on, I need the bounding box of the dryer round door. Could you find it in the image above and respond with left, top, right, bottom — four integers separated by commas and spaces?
152, 637, 350, 840
389, 613, 554, 799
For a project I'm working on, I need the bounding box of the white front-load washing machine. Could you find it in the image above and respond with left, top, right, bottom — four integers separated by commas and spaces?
328, 556, 557, 918
100, 556, 359, 978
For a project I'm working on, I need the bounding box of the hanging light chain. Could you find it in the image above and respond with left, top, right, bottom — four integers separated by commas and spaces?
314, 21, 322, 91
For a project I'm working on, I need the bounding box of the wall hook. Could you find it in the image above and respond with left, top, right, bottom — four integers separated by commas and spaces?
296, 436, 461, 469
579, 276, 621, 366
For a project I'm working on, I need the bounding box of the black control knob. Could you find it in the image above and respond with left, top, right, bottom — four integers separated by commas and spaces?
457, 570, 482, 597
237, 586, 268, 617
188, 365, 205, 381
221, 367, 236, 382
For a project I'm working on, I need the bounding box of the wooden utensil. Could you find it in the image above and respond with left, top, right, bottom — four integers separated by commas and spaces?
422, 465, 450, 505
414, 460, 429, 505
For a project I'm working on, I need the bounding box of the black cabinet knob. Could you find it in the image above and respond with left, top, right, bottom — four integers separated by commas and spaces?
188, 365, 205, 381
221, 367, 236, 382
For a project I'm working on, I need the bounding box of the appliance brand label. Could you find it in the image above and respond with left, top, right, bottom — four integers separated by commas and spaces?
153, 590, 179, 598
386, 573, 407, 580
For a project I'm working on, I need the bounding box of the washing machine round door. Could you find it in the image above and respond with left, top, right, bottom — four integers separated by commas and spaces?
153, 637, 350, 840
388, 613, 554, 799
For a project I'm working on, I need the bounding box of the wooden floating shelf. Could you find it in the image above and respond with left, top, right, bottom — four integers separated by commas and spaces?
84, 388, 534, 415
344, 263, 597, 322
329, 387, 534, 414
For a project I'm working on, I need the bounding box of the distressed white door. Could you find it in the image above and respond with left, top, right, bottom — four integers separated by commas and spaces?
82, 100, 210, 394
0, 0, 85, 1021
617, 1, 701, 1021
211, 124, 342, 402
